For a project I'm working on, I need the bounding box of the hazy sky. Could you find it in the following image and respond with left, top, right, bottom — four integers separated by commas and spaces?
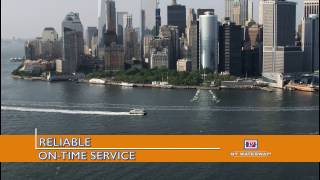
1, 0, 303, 39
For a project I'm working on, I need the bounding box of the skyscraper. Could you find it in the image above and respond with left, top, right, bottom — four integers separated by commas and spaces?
160, 25, 180, 69
124, 15, 139, 63
141, 10, 146, 40
232, 1, 241, 25
105, 42, 124, 71
61, 12, 84, 74
141, 9, 146, 60
85, 27, 98, 56
104, 0, 117, 47
41, 27, 58, 42
97, 0, 116, 57
302, 14, 319, 72
167, 0, 186, 37
219, 18, 243, 76
98, 0, 107, 49
106, 0, 116, 33
243, 20, 263, 76
244, 20, 263, 48
141, 0, 156, 30
25, 28, 62, 61
225, 0, 234, 19
262, 0, 302, 74
248, 0, 253, 21
199, 12, 219, 71
186, 8, 198, 71
304, 0, 319, 18
150, 48, 169, 69
225, 0, 251, 26
259, 0, 266, 24
263, 0, 296, 47
155, 0, 161, 36
197, 9, 215, 18
117, 12, 128, 44
239, 0, 249, 26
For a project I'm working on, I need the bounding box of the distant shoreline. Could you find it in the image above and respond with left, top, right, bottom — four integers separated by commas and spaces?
11, 74, 278, 92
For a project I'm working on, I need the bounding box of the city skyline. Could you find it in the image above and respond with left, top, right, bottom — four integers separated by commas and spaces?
1, 0, 303, 39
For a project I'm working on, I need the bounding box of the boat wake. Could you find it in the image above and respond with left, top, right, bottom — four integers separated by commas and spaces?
1, 104, 318, 113
1, 106, 134, 116
191, 90, 221, 103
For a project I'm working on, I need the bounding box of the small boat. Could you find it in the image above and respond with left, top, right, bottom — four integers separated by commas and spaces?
129, 109, 147, 115
120, 82, 135, 87
286, 82, 317, 92
89, 78, 105, 84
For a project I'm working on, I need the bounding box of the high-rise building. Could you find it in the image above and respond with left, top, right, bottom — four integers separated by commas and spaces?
232, 1, 241, 25
104, 0, 117, 47
85, 27, 98, 56
177, 59, 192, 72
141, 10, 146, 40
97, 0, 116, 57
117, 12, 128, 45
225, 0, 234, 19
304, 0, 319, 18
186, 8, 198, 71
197, 9, 215, 18
302, 14, 319, 72
150, 48, 169, 69
160, 25, 180, 69
148, 37, 170, 66
263, 0, 296, 48
199, 12, 219, 71
244, 20, 263, 49
106, 0, 116, 33
141, 9, 146, 60
104, 42, 124, 71
179, 33, 188, 59
41, 27, 62, 60
25, 28, 62, 60
41, 27, 58, 42
219, 18, 243, 76
167, 0, 186, 37
141, 0, 156, 30
155, 0, 161, 36
124, 15, 140, 63
243, 20, 263, 76
98, 0, 107, 49
259, 0, 266, 25
61, 12, 84, 74
248, 0, 253, 21
143, 34, 154, 62
263, 46, 303, 73
239, 0, 249, 26
225, 0, 251, 26
262, 0, 302, 74
25, 38, 43, 60
197, 9, 215, 71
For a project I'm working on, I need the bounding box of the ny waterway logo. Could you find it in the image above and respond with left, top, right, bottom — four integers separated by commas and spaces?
230, 139, 271, 158
244, 139, 258, 150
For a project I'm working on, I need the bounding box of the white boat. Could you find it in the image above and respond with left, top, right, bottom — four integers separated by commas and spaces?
129, 109, 147, 115
89, 78, 105, 84
120, 82, 135, 87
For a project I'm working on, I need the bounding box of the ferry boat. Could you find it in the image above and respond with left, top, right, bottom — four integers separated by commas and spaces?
286, 81, 317, 92
129, 109, 147, 115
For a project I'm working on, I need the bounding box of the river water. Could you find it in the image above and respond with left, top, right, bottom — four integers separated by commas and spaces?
1, 40, 319, 179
